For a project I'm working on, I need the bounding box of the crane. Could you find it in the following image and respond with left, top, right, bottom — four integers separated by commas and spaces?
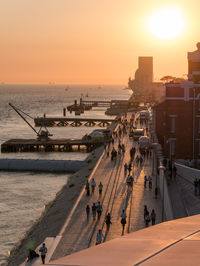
9, 103, 52, 140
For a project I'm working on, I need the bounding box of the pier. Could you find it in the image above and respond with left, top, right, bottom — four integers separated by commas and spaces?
67, 99, 111, 112
34, 117, 116, 127
80, 99, 111, 108
1, 138, 104, 153
66, 99, 130, 114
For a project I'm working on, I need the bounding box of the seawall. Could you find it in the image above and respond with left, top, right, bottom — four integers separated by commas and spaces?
0, 158, 87, 173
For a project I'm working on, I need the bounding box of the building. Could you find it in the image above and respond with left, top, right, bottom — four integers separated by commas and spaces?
154, 43, 200, 161
135, 56, 153, 89
128, 56, 165, 102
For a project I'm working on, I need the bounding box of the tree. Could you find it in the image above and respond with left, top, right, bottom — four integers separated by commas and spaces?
160, 75, 186, 83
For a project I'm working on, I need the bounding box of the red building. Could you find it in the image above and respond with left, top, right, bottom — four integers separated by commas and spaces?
154, 43, 200, 160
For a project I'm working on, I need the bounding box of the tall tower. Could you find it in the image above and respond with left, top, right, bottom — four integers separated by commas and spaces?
138, 56, 153, 84
133, 56, 153, 95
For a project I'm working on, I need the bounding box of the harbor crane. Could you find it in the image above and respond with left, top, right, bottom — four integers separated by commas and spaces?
9, 103, 52, 140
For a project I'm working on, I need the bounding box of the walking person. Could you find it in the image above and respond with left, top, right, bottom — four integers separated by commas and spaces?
124, 163, 128, 176
105, 213, 112, 231
92, 202, 97, 220
96, 229, 104, 245
98, 181, 103, 197
145, 210, 150, 227
130, 147, 134, 161
136, 155, 139, 166
128, 163, 132, 175
91, 178, 96, 193
139, 156, 143, 166
120, 209, 127, 235
144, 205, 148, 220
148, 176, 152, 189
39, 243, 47, 265
144, 176, 148, 188
173, 165, 177, 180
122, 144, 125, 156
85, 180, 90, 196
107, 150, 109, 157
97, 201, 102, 219
150, 209, 156, 225
86, 204, 90, 221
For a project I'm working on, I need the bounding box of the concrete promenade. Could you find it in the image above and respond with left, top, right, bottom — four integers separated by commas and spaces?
50, 114, 162, 261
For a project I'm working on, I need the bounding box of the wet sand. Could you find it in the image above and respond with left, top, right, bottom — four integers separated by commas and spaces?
5, 147, 104, 266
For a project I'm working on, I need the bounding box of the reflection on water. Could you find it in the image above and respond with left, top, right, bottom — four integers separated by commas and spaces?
0, 171, 69, 264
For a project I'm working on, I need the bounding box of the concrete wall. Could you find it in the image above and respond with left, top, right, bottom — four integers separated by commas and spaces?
175, 162, 200, 184
152, 132, 173, 221
159, 166, 173, 221
0, 159, 87, 173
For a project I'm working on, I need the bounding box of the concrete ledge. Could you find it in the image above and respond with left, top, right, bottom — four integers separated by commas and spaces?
48, 215, 200, 266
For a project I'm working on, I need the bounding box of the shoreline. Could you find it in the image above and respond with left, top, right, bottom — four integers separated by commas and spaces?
4, 146, 104, 266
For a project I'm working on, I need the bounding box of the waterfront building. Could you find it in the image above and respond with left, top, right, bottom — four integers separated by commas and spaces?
154, 43, 200, 162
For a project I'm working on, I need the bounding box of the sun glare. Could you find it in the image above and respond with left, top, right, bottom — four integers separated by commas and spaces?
148, 7, 185, 40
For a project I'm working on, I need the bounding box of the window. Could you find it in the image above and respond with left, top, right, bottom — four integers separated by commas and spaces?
170, 140, 175, 156
170, 117, 175, 133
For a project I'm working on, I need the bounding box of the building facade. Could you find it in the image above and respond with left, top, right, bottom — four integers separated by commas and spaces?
154, 43, 200, 160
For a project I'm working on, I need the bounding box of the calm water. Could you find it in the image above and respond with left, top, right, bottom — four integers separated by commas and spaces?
0, 84, 131, 264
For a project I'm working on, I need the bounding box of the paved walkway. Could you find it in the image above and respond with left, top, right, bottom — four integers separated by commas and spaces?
51, 114, 162, 261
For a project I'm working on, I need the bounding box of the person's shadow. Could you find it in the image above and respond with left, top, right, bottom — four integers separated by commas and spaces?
25, 256, 40, 265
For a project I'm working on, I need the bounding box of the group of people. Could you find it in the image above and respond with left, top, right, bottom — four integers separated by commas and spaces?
144, 205, 156, 227
144, 175, 152, 189
86, 201, 103, 221
86, 112, 158, 246
85, 178, 103, 197
96, 209, 128, 245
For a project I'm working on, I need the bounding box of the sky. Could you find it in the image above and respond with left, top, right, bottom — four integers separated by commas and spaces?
0, 0, 199, 84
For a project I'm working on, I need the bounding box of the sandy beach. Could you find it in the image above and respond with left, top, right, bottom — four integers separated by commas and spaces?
4, 146, 104, 266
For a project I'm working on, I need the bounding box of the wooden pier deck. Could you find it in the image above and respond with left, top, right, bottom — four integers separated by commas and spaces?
34, 117, 116, 127
81, 100, 111, 107
1, 138, 104, 153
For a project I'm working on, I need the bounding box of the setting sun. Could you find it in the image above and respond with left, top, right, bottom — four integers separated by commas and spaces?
148, 7, 185, 40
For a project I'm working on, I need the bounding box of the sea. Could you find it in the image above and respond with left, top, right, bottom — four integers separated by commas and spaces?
0, 84, 131, 264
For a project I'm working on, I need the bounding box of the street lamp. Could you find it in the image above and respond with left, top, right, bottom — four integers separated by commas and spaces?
159, 165, 166, 222
151, 142, 161, 197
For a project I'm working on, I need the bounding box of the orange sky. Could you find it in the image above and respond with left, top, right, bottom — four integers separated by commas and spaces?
0, 0, 199, 84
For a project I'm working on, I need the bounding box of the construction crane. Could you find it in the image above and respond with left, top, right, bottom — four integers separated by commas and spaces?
9, 103, 52, 140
